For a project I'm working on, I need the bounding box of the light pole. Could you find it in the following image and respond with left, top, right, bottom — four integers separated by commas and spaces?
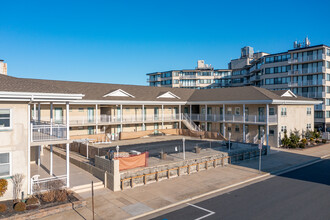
183, 138, 185, 160
116, 145, 119, 158
259, 129, 265, 174
228, 132, 231, 152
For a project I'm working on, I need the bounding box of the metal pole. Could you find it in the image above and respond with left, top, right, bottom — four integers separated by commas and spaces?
86, 141, 89, 159
228, 132, 231, 152
183, 138, 185, 160
92, 181, 95, 220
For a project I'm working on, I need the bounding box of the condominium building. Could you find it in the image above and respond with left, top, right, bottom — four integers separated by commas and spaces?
0, 73, 319, 200
147, 60, 232, 89
147, 38, 330, 130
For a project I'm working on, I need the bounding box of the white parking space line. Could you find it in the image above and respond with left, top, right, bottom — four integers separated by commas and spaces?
187, 203, 215, 220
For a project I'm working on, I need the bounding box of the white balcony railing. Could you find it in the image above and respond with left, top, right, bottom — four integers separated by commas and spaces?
31, 124, 67, 142
189, 114, 277, 124
70, 114, 181, 125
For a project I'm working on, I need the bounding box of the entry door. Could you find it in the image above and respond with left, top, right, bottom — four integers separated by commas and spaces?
258, 107, 265, 122
258, 125, 265, 139
88, 126, 94, 135
184, 107, 188, 114
154, 107, 159, 120
245, 107, 249, 121
117, 107, 121, 121
154, 123, 159, 134
87, 108, 94, 123
54, 108, 63, 124
174, 107, 178, 119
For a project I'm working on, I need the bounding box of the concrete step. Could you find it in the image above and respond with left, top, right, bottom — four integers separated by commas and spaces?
71, 181, 104, 193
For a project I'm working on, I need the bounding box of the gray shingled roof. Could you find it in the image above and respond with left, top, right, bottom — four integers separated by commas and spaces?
0, 74, 316, 102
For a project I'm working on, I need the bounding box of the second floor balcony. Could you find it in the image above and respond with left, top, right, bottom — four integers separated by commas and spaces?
189, 114, 277, 124
31, 123, 67, 143
288, 79, 326, 87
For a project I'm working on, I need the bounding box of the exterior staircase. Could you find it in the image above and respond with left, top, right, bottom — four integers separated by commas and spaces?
181, 113, 201, 131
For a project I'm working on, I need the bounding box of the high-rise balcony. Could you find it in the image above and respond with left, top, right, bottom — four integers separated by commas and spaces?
288, 79, 325, 87
288, 54, 326, 64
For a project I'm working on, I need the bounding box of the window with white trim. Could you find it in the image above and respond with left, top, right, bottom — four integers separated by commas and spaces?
269, 108, 275, 116
0, 109, 11, 129
0, 153, 10, 177
307, 124, 312, 130
281, 107, 287, 116
235, 107, 240, 115
307, 107, 312, 115
281, 126, 287, 132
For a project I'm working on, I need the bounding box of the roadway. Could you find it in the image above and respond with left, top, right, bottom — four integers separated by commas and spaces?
151, 159, 330, 220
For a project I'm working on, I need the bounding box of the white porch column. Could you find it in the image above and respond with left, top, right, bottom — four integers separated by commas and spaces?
66, 102, 70, 188
142, 105, 145, 130
205, 104, 207, 131
50, 102, 53, 175
161, 105, 164, 129
120, 104, 123, 132
27, 104, 31, 194
38, 102, 41, 123
223, 104, 226, 138
179, 105, 181, 129
266, 104, 269, 148
33, 103, 37, 121
243, 104, 246, 143
38, 146, 41, 166
95, 104, 98, 134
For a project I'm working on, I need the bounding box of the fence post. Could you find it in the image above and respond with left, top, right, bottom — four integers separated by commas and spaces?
205, 161, 208, 170
187, 165, 190, 174
167, 170, 170, 179
156, 172, 159, 181
143, 175, 146, 185
213, 160, 216, 168
104, 171, 108, 188
197, 163, 200, 172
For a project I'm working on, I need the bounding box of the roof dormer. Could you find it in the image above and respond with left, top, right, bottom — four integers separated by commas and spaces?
103, 89, 135, 98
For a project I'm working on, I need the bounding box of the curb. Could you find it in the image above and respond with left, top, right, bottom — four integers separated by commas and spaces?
128, 154, 330, 220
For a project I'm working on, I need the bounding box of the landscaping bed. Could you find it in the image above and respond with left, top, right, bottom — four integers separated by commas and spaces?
0, 190, 85, 219
281, 130, 327, 149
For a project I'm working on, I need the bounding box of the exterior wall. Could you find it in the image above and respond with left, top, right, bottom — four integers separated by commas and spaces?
0, 102, 29, 201
277, 104, 314, 137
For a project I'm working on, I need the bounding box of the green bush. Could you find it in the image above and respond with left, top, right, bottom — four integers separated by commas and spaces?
301, 138, 307, 145
298, 143, 305, 148
281, 130, 290, 147
322, 139, 327, 144
316, 139, 320, 144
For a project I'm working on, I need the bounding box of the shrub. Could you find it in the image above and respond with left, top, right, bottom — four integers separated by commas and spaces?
298, 143, 305, 148
26, 197, 39, 205
281, 130, 290, 147
301, 138, 307, 145
0, 204, 7, 212
55, 190, 67, 202
322, 139, 327, 144
310, 138, 314, 141
0, 179, 8, 197
313, 130, 320, 139
41, 191, 56, 203
14, 202, 26, 212
316, 139, 320, 144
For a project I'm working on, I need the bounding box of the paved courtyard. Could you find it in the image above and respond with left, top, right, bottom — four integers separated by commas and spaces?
31, 147, 102, 188
40, 143, 330, 220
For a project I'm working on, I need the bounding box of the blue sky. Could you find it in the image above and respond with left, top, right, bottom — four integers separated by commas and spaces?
1, 0, 330, 85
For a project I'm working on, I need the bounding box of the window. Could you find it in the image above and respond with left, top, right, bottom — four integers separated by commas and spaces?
235, 107, 240, 115
281, 107, 287, 116
307, 124, 312, 130
269, 108, 275, 115
227, 107, 232, 115
0, 109, 11, 129
78, 108, 84, 112
326, 111, 330, 118
270, 130, 275, 136
235, 125, 239, 132
0, 153, 10, 177
281, 126, 287, 132
307, 107, 312, 115
315, 111, 323, 118
227, 127, 231, 132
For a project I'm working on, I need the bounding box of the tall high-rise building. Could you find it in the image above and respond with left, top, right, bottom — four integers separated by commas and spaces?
146, 38, 330, 130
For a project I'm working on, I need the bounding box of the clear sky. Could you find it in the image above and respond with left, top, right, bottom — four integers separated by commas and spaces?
1, 0, 330, 85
